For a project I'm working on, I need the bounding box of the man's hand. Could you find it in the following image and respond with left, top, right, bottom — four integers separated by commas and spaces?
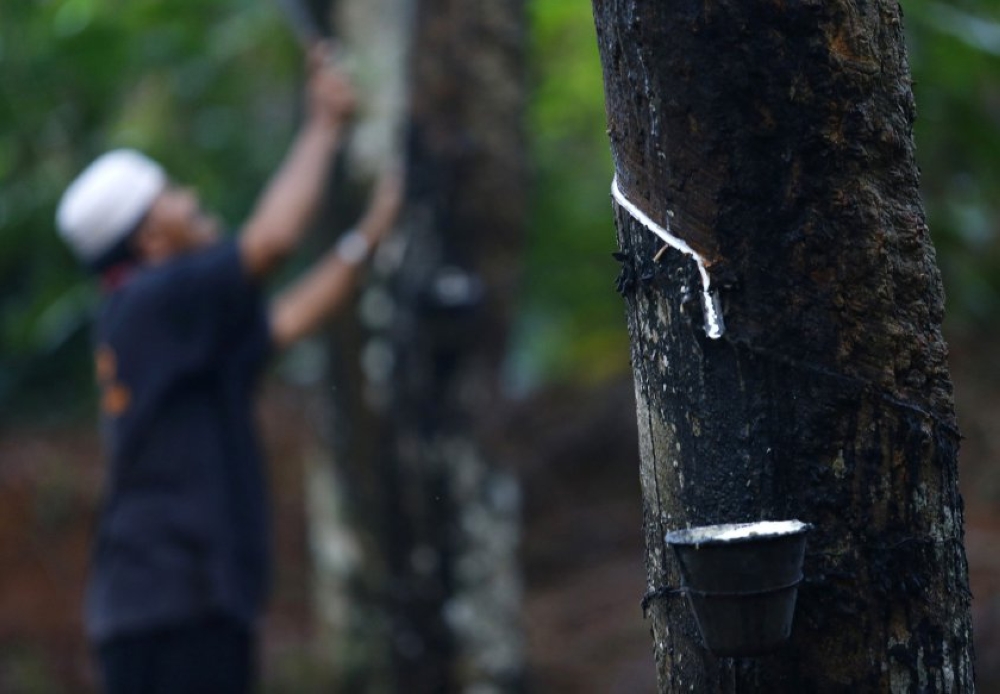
306, 42, 357, 132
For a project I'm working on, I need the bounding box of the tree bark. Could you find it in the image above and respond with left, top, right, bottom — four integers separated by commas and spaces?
311, 0, 527, 691
591, 0, 975, 691
303, 3, 411, 691
385, 3, 527, 690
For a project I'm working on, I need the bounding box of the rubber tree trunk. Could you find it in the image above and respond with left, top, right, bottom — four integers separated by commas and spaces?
590, 0, 975, 691
303, 3, 413, 690
310, 0, 527, 692
383, 3, 527, 690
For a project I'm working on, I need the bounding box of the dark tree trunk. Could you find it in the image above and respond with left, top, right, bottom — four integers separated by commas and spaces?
591, 0, 975, 690
313, 1, 527, 692
388, 2, 527, 691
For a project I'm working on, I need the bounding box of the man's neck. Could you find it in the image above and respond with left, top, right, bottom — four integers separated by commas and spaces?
100, 262, 137, 293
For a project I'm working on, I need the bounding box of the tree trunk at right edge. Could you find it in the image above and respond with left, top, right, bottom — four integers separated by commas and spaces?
590, 0, 975, 690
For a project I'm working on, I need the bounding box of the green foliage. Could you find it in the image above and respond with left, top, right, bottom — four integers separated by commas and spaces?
906, 0, 1000, 327
513, 0, 625, 389
0, 0, 301, 417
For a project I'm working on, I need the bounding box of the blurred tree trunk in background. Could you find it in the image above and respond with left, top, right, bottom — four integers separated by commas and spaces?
304, 2, 410, 691
307, 0, 527, 692
390, 0, 526, 690
590, 0, 975, 691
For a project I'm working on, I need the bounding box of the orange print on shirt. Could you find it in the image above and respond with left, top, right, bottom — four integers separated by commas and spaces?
95, 345, 131, 417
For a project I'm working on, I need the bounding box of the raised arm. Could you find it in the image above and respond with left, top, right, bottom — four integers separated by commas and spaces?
239, 44, 356, 279
269, 167, 403, 351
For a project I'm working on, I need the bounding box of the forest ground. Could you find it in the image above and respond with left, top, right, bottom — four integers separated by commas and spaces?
0, 331, 998, 693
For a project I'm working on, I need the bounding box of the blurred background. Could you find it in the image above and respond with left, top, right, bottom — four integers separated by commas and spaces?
2, 0, 1000, 691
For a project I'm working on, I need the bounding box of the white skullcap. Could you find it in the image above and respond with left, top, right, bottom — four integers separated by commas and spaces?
56, 149, 166, 263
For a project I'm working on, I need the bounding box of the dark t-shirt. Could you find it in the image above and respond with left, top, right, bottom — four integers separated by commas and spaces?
87, 240, 272, 643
